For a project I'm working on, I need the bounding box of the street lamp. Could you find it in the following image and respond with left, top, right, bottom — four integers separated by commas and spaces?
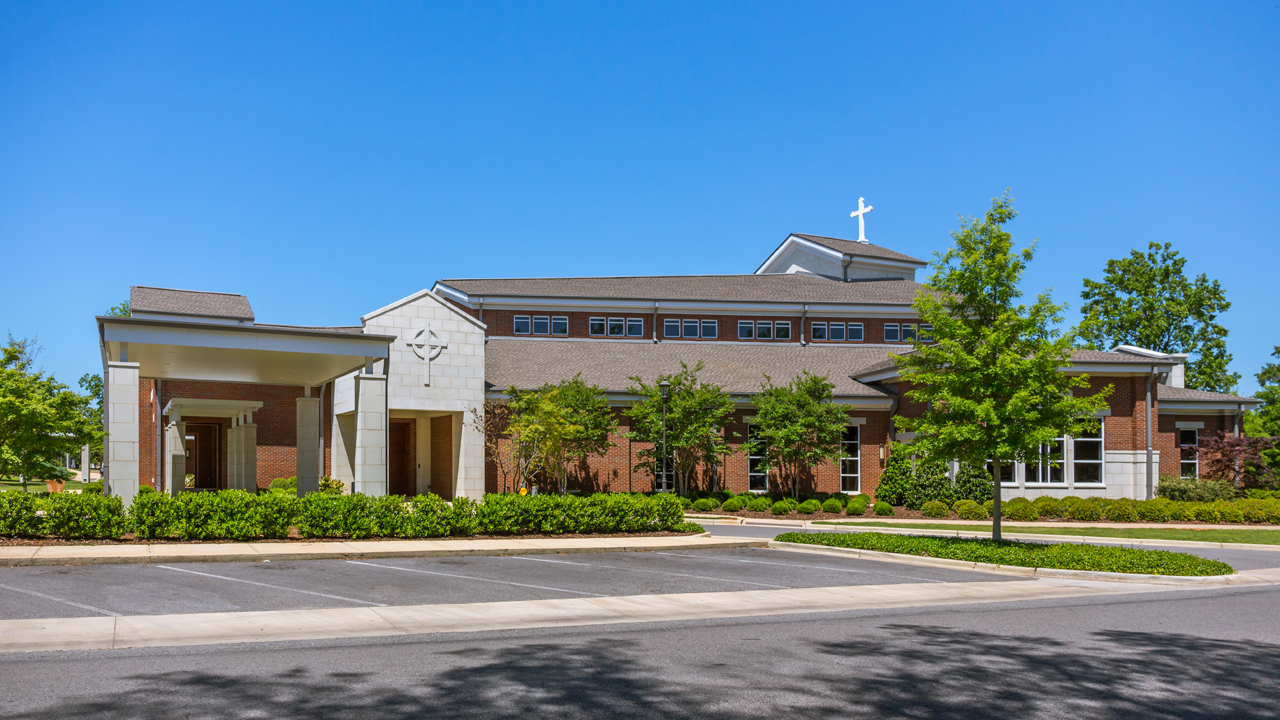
659, 380, 670, 493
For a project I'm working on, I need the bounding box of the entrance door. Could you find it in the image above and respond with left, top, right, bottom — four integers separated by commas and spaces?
388, 420, 415, 496
184, 423, 221, 490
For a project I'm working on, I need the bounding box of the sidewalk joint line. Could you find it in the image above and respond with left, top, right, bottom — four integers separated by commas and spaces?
154, 565, 387, 607
346, 560, 607, 597
0, 583, 122, 617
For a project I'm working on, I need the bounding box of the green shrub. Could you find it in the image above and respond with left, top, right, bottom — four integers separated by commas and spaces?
1135, 498, 1174, 523
269, 476, 297, 492
954, 499, 988, 520
1238, 498, 1280, 524
873, 445, 913, 507
255, 491, 299, 539
954, 462, 995, 504
774, 532, 1235, 576
130, 490, 183, 538
713, 491, 735, 504
1209, 500, 1244, 524
747, 497, 772, 512
81, 481, 103, 495
821, 499, 843, 513
1102, 499, 1138, 523
1157, 477, 1238, 503
692, 498, 719, 512
672, 521, 705, 533
902, 461, 956, 510
797, 499, 822, 515
1069, 501, 1102, 522
679, 496, 693, 509
1003, 499, 1040, 522
1031, 496, 1063, 518
922, 500, 949, 518
721, 497, 746, 512
0, 491, 41, 536
319, 476, 345, 494
40, 493, 130, 539
770, 500, 792, 515
831, 493, 850, 507
1245, 489, 1280, 500
873, 501, 894, 516
846, 497, 869, 516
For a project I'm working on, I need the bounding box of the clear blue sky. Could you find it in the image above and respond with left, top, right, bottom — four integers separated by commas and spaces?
2, 1, 1277, 394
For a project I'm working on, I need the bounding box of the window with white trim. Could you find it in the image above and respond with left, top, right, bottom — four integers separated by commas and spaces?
1025, 437, 1065, 483
840, 426, 860, 492
532, 316, 550, 335
608, 318, 625, 337
986, 459, 1016, 484
919, 324, 934, 342
701, 319, 717, 338
1074, 422, 1104, 484
514, 316, 531, 335
829, 322, 846, 341
1179, 429, 1199, 478
664, 319, 681, 338
551, 317, 569, 336
848, 322, 864, 341
775, 321, 791, 340
756, 321, 773, 339
811, 322, 827, 341
738, 321, 754, 339
683, 319, 699, 338
589, 317, 606, 336
748, 425, 768, 491
626, 318, 644, 337
901, 324, 917, 342
884, 323, 900, 342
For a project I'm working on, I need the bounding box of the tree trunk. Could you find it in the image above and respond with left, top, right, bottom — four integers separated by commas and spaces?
992, 459, 1002, 542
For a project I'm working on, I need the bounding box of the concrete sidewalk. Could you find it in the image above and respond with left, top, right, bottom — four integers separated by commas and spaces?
0, 576, 1177, 653
0, 535, 768, 568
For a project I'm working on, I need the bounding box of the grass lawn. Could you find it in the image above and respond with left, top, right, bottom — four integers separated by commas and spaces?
776, 531, 1235, 576
812, 521, 1280, 546
0, 477, 94, 493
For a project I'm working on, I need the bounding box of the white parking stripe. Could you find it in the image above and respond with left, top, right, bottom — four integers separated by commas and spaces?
155, 565, 386, 607
0, 583, 122, 617
346, 561, 606, 597
509, 555, 790, 589
650, 552, 946, 584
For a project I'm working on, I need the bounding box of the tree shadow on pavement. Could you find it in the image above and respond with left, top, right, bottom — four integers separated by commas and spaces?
9, 627, 1279, 719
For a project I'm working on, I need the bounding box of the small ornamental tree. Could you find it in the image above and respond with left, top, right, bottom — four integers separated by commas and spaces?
555, 375, 617, 489
0, 338, 96, 491
750, 372, 849, 499
505, 376, 615, 495
1196, 431, 1276, 489
1244, 346, 1280, 481
895, 193, 1110, 540
625, 362, 735, 496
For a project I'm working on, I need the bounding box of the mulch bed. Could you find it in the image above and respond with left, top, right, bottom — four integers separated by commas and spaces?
693, 508, 928, 521
0, 530, 703, 547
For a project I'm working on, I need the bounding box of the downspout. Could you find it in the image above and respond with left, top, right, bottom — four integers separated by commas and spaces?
1145, 370, 1155, 500
841, 255, 851, 282
652, 301, 659, 343
1234, 403, 1243, 487
800, 304, 808, 346
98, 322, 110, 495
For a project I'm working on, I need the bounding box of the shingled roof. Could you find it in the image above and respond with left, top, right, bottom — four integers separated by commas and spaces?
129, 286, 254, 321
1157, 384, 1258, 403
486, 338, 901, 398
439, 274, 924, 305
789, 233, 927, 265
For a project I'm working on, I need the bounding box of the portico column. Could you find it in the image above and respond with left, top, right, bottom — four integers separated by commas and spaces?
353, 372, 387, 496
105, 361, 141, 506
296, 392, 321, 496
80, 444, 91, 483
239, 412, 258, 491
228, 417, 241, 490
166, 414, 186, 497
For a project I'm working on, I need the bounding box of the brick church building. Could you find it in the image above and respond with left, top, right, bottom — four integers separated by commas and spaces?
97, 229, 1258, 505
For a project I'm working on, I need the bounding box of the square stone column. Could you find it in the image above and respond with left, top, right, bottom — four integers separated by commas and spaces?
80, 444, 91, 482
106, 361, 140, 505
353, 373, 387, 496
296, 397, 321, 496
238, 420, 257, 491
227, 422, 241, 490
166, 420, 186, 497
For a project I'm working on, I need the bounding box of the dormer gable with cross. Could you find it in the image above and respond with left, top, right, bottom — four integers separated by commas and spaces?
406, 323, 448, 386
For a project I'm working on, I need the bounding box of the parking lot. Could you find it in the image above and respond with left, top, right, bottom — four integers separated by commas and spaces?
0, 547, 1023, 620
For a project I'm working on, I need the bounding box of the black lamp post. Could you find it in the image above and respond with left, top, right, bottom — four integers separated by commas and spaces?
659, 380, 670, 492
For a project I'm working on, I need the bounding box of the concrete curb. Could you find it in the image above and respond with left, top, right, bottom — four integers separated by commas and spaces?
791, 524, 1280, 552
0, 537, 769, 568
767, 541, 1271, 586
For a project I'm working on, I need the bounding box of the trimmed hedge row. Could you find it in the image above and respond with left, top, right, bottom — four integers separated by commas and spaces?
949, 495, 1280, 524
689, 491, 873, 517
774, 531, 1235, 577
0, 488, 686, 541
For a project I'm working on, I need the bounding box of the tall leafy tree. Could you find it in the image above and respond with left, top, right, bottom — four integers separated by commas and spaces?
750, 372, 849, 499
625, 362, 735, 496
1079, 242, 1238, 393
504, 375, 615, 494
554, 375, 617, 489
1244, 346, 1280, 481
896, 193, 1110, 540
0, 339, 96, 490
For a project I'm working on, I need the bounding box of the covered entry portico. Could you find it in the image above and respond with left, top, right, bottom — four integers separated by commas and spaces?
97, 295, 396, 505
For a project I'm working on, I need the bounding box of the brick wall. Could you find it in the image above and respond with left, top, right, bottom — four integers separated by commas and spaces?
139, 379, 334, 490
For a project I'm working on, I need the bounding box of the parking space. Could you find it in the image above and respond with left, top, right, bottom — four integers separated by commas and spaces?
0, 547, 1023, 621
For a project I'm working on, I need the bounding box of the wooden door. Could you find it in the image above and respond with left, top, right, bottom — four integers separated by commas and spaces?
388, 421, 413, 496
431, 416, 454, 501
185, 423, 220, 489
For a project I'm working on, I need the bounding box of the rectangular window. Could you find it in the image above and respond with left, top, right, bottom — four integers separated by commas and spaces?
829, 322, 846, 341
608, 318, 625, 337
1025, 438, 1065, 483
756, 321, 773, 339
589, 317, 606, 336
848, 322, 864, 341
901, 324, 917, 342
513, 316, 531, 335
683, 319, 699, 338
532, 316, 550, 335
811, 322, 827, 341
738, 321, 754, 339
919, 324, 934, 342
841, 426, 860, 492
626, 318, 644, 337
701, 320, 718, 339
1179, 429, 1199, 478
775, 321, 791, 340
884, 323, 900, 342
551, 317, 569, 336
1074, 422, 1104, 484
664, 319, 681, 338
748, 426, 768, 492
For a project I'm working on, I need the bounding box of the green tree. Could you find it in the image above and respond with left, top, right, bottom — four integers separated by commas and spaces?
1244, 346, 1280, 482
0, 339, 96, 491
625, 362, 735, 496
1079, 241, 1239, 393
104, 301, 130, 318
554, 375, 617, 489
505, 376, 615, 494
750, 372, 849, 499
896, 193, 1110, 540
77, 372, 105, 464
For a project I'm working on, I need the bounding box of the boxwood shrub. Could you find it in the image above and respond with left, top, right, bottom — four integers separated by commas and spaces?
954, 499, 988, 520
1068, 500, 1102, 522
821, 499, 843, 513
770, 500, 792, 515
1003, 498, 1040, 522
747, 497, 772, 512
873, 500, 894, 516
797, 499, 822, 515
921, 500, 949, 518
0, 491, 41, 536
692, 498, 719, 512
721, 497, 746, 512
39, 492, 131, 539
